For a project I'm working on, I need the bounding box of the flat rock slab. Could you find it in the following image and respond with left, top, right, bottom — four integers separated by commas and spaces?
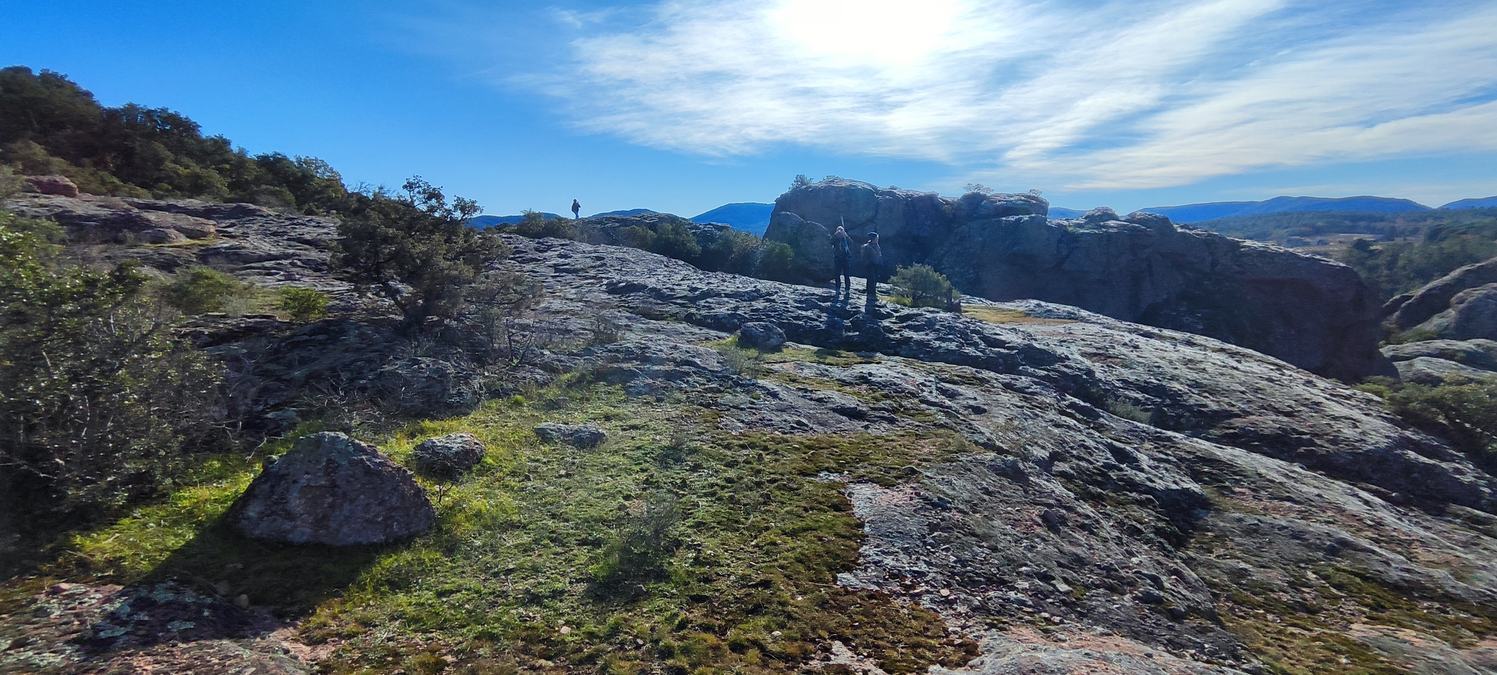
229, 432, 435, 546
534, 422, 607, 449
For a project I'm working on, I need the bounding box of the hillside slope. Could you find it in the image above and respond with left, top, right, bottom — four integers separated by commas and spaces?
692, 202, 774, 234
2, 191, 1494, 673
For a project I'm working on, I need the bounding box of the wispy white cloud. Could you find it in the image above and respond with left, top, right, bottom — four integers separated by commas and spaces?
509, 0, 1497, 190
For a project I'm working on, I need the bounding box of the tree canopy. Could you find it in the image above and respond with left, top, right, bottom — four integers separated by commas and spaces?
0, 66, 347, 212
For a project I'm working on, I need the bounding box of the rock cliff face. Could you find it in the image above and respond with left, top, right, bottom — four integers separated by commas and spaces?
765, 179, 1386, 380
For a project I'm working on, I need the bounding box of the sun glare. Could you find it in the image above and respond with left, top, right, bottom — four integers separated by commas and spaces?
769, 0, 965, 68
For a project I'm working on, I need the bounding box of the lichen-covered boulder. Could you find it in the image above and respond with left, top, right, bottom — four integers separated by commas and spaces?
737, 321, 786, 351
534, 422, 607, 449
410, 432, 486, 480
1411, 283, 1497, 341
228, 432, 434, 546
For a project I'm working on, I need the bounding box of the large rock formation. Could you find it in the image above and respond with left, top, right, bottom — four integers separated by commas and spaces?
765, 179, 1385, 380
1384, 257, 1497, 335
1380, 258, 1497, 382
228, 432, 435, 546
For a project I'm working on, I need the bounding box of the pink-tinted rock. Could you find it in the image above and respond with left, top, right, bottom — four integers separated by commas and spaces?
22, 174, 80, 198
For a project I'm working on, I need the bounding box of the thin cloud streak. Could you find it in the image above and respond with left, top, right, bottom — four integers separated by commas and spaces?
516, 0, 1497, 190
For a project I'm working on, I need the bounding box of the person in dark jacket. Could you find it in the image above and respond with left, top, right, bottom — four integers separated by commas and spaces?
571, 199, 581, 220
831, 225, 853, 296
860, 232, 883, 305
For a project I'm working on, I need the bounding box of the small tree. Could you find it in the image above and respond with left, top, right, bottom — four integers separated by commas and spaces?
790, 174, 813, 190
332, 177, 509, 329
890, 264, 957, 310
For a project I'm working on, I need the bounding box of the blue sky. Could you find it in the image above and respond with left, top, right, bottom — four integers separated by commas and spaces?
3, 0, 1495, 215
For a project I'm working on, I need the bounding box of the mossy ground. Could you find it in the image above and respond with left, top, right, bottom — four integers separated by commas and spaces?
20, 381, 977, 672
961, 306, 1075, 327
1191, 515, 1496, 674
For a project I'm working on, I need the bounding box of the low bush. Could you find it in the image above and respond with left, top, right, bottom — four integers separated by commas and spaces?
717, 344, 765, 379
277, 286, 330, 322
510, 210, 578, 240
890, 264, 957, 310
1359, 376, 1497, 471
0, 209, 223, 535
161, 266, 248, 314
754, 241, 796, 282
589, 493, 682, 596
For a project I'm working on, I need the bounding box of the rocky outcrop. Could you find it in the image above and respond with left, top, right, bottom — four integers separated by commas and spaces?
410, 433, 487, 479
496, 235, 1496, 672
2, 192, 346, 292
764, 179, 1385, 380
1384, 257, 1497, 334
228, 432, 435, 546
1410, 283, 1497, 341
21, 174, 79, 197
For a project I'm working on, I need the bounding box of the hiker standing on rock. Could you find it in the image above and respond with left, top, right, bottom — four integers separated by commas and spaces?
571, 199, 581, 220
831, 224, 853, 296
861, 231, 883, 306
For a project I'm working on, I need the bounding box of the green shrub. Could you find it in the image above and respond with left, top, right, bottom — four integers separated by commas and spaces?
717, 344, 765, 379
333, 177, 510, 329
700, 229, 759, 274
161, 266, 247, 314
589, 493, 682, 596
0, 164, 22, 198
890, 264, 957, 310
511, 210, 578, 240
0, 209, 222, 534
647, 221, 701, 261
755, 241, 796, 282
277, 286, 330, 322
1364, 377, 1497, 472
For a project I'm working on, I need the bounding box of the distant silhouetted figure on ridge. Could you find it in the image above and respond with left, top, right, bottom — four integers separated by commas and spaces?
571, 199, 581, 220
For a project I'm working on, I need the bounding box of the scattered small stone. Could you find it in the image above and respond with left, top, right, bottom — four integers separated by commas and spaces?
234, 594, 249, 609
534, 422, 608, 449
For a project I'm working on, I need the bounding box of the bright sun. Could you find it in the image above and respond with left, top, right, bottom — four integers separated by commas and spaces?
768, 0, 965, 68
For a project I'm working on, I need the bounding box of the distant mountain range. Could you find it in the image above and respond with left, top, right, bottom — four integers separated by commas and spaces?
1138, 196, 1430, 224
690, 202, 774, 235
1442, 196, 1497, 210
472, 194, 1494, 231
